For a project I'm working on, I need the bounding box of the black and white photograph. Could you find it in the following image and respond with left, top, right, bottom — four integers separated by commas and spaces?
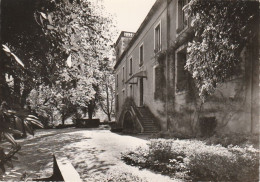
0, 0, 259, 181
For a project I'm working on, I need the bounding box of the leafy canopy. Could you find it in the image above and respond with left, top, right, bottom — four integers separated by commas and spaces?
185, 0, 258, 101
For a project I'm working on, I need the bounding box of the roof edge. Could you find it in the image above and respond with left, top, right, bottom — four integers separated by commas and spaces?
114, 0, 163, 70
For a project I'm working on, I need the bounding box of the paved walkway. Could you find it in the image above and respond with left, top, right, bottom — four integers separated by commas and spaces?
2, 128, 178, 181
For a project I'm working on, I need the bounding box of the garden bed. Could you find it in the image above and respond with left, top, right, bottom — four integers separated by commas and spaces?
121, 139, 260, 181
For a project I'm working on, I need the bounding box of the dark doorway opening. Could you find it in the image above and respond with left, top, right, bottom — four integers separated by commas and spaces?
123, 111, 134, 132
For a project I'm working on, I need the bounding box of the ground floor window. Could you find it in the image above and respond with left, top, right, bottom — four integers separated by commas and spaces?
154, 64, 166, 100
176, 50, 189, 92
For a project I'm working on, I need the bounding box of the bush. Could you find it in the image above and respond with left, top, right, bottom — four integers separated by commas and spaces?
150, 131, 193, 139
188, 145, 259, 181
121, 139, 260, 181
205, 132, 259, 147
88, 171, 147, 182
122, 140, 190, 179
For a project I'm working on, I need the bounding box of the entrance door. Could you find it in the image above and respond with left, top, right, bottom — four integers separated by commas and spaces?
139, 78, 144, 106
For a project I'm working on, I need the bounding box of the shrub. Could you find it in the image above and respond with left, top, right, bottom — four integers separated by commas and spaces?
150, 131, 193, 139
121, 139, 260, 181
122, 140, 190, 179
188, 145, 259, 181
88, 171, 147, 182
205, 132, 259, 147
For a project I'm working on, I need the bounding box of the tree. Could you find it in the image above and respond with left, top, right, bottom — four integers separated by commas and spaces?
27, 0, 115, 122
185, 0, 258, 101
98, 58, 115, 121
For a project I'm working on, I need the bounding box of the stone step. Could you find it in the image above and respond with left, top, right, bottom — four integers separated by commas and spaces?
141, 118, 154, 121
143, 131, 159, 134
142, 121, 154, 124
141, 117, 153, 119
143, 124, 156, 127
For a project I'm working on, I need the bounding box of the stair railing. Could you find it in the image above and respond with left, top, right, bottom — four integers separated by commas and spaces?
130, 106, 144, 133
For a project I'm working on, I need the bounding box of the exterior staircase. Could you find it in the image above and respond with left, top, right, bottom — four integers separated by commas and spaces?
136, 107, 160, 134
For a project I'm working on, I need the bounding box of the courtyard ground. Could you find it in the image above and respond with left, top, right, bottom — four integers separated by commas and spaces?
1, 128, 178, 182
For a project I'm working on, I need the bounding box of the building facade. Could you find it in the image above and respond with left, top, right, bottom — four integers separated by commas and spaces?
114, 0, 259, 135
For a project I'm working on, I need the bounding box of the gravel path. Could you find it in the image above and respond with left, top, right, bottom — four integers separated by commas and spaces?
2, 128, 178, 181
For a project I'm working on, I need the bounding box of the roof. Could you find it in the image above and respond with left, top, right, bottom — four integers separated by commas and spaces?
114, 0, 163, 69
115, 31, 135, 47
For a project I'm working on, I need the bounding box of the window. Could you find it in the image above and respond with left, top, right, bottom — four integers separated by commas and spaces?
139, 44, 144, 66
153, 64, 166, 100
122, 90, 125, 99
129, 58, 133, 75
122, 67, 125, 82
154, 22, 161, 53
176, 51, 189, 92
116, 94, 119, 111
129, 85, 133, 97
177, 0, 189, 33
116, 74, 118, 88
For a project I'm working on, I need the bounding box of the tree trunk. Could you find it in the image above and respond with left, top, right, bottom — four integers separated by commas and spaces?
107, 113, 111, 121
88, 100, 95, 120
21, 88, 31, 108
82, 107, 87, 117
106, 84, 110, 121
13, 76, 21, 106
62, 111, 65, 125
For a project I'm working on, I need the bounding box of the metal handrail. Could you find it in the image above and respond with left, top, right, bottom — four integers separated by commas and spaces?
130, 106, 144, 133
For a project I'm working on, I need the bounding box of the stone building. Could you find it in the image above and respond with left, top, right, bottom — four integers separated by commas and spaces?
114, 0, 259, 135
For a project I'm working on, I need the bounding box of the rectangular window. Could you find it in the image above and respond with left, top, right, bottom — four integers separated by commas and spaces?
153, 65, 166, 100
116, 94, 119, 111
154, 23, 161, 53
129, 58, 133, 75
177, 0, 189, 33
176, 52, 189, 92
129, 85, 132, 97
139, 44, 144, 66
122, 67, 125, 82
116, 74, 118, 88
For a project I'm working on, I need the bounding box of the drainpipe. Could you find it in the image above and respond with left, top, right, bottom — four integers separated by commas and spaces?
166, 0, 170, 131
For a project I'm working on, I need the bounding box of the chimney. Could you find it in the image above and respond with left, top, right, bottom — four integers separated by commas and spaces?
114, 31, 135, 61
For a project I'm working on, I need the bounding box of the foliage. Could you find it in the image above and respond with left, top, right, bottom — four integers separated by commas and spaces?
205, 132, 259, 148
1, 0, 66, 106
31, 0, 116, 120
88, 171, 147, 182
0, 101, 43, 174
98, 58, 115, 121
121, 138, 259, 181
23, 0, 116, 122
185, 0, 258, 101
188, 145, 259, 181
2, 0, 116, 121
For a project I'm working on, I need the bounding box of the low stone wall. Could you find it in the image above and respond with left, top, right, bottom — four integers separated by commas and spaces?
75, 119, 100, 128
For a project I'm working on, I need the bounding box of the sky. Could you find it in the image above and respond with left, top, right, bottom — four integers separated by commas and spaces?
102, 0, 156, 40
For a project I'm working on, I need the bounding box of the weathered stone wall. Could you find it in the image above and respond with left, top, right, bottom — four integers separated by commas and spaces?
168, 45, 259, 135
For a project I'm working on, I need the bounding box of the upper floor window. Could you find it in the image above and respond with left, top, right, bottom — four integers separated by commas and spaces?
122, 67, 125, 83
116, 74, 118, 88
122, 89, 125, 99
139, 44, 144, 66
116, 94, 119, 111
176, 51, 189, 92
154, 22, 161, 53
177, 0, 189, 33
129, 58, 133, 75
